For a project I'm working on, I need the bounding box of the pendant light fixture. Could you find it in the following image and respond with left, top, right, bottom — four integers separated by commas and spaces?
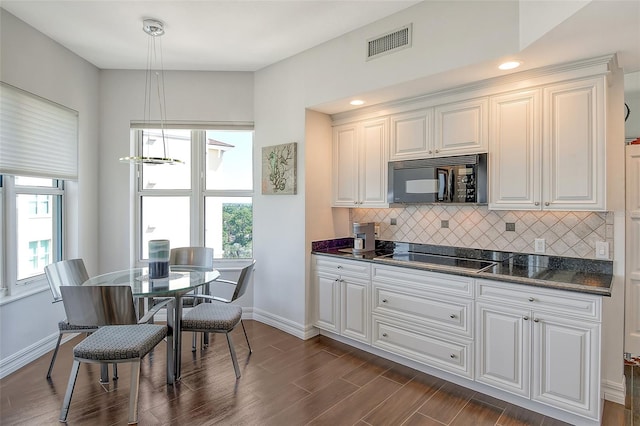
120, 19, 183, 165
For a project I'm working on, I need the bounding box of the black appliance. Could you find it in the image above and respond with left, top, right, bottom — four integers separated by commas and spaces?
388, 153, 487, 204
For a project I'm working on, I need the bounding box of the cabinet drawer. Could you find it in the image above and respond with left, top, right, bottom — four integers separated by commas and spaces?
373, 284, 472, 337
372, 264, 474, 298
314, 256, 371, 278
372, 316, 473, 379
477, 279, 601, 321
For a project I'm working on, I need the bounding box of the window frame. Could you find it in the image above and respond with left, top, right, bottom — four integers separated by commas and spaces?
0, 175, 64, 297
132, 126, 254, 264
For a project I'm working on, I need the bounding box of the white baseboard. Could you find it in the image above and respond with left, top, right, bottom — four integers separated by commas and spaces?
252, 308, 318, 340
602, 378, 626, 405
0, 332, 75, 379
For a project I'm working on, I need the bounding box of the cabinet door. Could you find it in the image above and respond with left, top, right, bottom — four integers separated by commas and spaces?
389, 110, 433, 160
489, 90, 541, 210
476, 302, 531, 398
532, 313, 600, 420
332, 123, 359, 207
543, 77, 605, 211
341, 276, 370, 343
359, 118, 389, 207
313, 270, 340, 333
435, 98, 488, 156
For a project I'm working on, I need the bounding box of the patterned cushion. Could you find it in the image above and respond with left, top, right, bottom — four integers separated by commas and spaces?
181, 303, 242, 332
58, 320, 97, 332
73, 324, 167, 361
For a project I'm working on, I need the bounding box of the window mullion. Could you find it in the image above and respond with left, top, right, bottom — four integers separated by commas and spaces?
192, 130, 205, 246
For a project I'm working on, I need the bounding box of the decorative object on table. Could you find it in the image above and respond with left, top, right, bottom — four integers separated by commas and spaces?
261, 142, 297, 195
148, 239, 170, 278
119, 18, 183, 165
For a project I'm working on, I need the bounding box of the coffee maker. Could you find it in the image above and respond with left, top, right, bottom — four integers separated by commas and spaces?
352, 222, 375, 254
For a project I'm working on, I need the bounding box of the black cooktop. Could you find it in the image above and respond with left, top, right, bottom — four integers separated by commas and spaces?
375, 252, 496, 272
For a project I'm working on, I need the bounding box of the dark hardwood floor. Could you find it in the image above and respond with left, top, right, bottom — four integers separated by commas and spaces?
0, 320, 627, 425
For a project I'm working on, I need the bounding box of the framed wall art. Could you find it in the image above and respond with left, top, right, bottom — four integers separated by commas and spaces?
261, 142, 297, 195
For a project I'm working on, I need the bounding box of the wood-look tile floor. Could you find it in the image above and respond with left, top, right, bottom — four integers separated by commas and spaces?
0, 320, 626, 425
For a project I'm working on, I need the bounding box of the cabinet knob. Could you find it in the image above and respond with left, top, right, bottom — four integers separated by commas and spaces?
337, 265, 342, 269
435, 149, 440, 153
382, 299, 388, 303
523, 316, 529, 321
545, 202, 550, 206
449, 314, 456, 319
450, 354, 456, 359
533, 318, 540, 323
428, 150, 433, 154
353, 201, 358, 205
382, 333, 388, 337
534, 202, 540, 206
528, 297, 534, 302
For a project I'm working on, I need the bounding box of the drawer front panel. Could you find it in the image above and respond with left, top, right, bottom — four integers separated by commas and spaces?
372, 316, 473, 378
373, 284, 472, 337
314, 256, 371, 278
372, 264, 474, 298
477, 279, 601, 321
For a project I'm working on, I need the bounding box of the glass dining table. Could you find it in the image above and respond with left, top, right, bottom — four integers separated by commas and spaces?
82, 266, 220, 384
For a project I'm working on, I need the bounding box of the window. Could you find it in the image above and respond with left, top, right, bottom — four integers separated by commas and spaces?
0, 175, 64, 295
134, 128, 253, 261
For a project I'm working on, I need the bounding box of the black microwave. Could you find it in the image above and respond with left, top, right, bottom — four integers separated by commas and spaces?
388, 154, 487, 204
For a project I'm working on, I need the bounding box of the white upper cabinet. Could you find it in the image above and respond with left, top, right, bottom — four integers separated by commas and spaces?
389, 109, 433, 160
389, 98, 488, 161
333, 118, 389, 208
542, 77, 605, 211
490, 77, 607, 211
489, 89, 542, 210
435, 97, 489, 156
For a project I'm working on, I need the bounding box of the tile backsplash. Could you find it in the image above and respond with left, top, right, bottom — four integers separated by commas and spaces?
351, 205, 613, 260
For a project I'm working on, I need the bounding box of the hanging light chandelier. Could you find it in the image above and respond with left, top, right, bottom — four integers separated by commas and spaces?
120, 18, 183, 165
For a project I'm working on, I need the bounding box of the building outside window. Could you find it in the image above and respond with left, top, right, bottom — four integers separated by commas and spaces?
134, 128, 253, 261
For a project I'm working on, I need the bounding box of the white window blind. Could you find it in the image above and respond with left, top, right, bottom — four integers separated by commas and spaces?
0, 82, 78, 180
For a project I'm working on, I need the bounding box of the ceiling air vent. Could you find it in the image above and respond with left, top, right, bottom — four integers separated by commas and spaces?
367, 24, 412, 60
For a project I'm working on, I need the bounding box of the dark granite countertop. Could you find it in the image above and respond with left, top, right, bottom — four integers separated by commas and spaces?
311, 239, 613, 297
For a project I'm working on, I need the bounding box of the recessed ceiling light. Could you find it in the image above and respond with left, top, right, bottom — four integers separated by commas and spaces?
499, 61, 521, 70
350, 99, 365, 106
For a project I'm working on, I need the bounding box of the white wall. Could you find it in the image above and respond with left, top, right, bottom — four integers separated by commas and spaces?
0, 10, 100, 372
98, 70, 254, 273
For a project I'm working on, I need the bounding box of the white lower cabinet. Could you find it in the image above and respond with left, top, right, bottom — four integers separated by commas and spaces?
312, 256, 370, 344
371, 264, 474, 378
311, 256, 603, 423
476, 279, 601, 421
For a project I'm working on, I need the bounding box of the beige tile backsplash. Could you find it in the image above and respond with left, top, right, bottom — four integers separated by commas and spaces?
351, 206, 613, 260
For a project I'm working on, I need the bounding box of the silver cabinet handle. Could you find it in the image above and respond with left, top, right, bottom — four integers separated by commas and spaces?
382, 333, 388, 337
533, 318, 540, 323
450, 314, 456, 319
545, 202, 550, 206
534, 202, 540, 206
382, 299, 388, 303
450, 354, 456, 358
528, 297, 534, 302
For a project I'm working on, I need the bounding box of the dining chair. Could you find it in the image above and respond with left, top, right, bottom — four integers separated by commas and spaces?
169, 246, 214, 348
44, 259, 96, 379
58, 285, 171, 424
200, 259, 255, 353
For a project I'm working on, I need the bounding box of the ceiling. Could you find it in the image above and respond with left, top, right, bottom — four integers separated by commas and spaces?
0, 0, 420, 71
2, 0, 638, 113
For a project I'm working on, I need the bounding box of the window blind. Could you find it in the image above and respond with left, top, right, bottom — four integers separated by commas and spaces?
0, 82, 79, 180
